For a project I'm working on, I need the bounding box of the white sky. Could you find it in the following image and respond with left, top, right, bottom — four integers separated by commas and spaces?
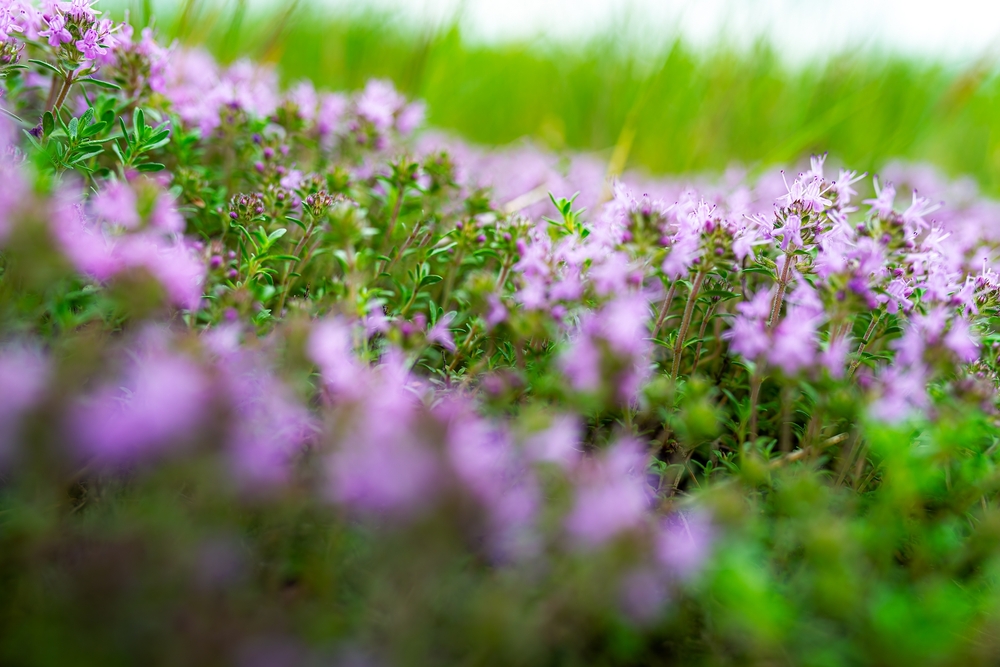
302, 0, 1000, 65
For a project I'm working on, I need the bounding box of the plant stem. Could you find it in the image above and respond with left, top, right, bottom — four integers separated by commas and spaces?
848, 309, 883, 377
274, 219, 317, 318
690, 299, 719, 375
767, 251, 795, 331
385, 181, 405, 244
652, 282, 677, 339
446, 323, 479, 374
670, 271, 706, 380
748, 368, 762, 443
779, 383, 793, 453
51, 71, 76, 112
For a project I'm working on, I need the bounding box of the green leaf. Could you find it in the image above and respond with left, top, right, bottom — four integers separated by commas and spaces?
79, 78, 122, 90
429, 242, 457, 257
285, 215, 306, 230
0, 107, 27, 126
117, 117, 132, 148
28, 59, 61, 75
135, 162, 165, 172
42, 111, 54, 137
419, 274, 444, 287
69, 146, 104, 163
80, 121, 107, 138
133, 107, 146, 139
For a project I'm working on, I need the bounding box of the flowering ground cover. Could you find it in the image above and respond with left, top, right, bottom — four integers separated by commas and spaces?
3, 2, 1000, 665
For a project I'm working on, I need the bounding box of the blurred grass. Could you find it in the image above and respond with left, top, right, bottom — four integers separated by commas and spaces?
110, 0, 1000, 191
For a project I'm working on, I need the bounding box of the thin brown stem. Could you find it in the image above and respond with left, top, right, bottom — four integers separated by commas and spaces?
767, 251, 795, 331
670, 271, 706, 380
51, 72, 76, 112
690, 299, 719, 375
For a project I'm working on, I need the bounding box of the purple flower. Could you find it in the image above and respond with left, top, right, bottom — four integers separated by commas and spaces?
657, 510, 714, 580
944, 317, 978, 363
485, 296, 507, 329
560, 334, 601, 392
774, 213, 804, 251
590, 252, 633, 296
864, 177, 896, 218
661, 232, 700, 279
767, 306, 821, 375
523, 414, 581, 469
395, 101, 425, 136
723, 289, 771, 361
565, 438, 652, 548
356, 79, 404, 132
228, 373, 316, 487
70, 340, 209, 464
115, 235, 206, 310
149, 192, 185, 233
0, 1, 25, 41
0, 345, 49, 464
308, 318, 364, 398
329, 387, 440, 516
39, 13, 72, 47
76, 28, 108, 60
427, 312, 457, 352
91, 180, 139, 229
822, 335, 852, 379
64, 0, 98, 21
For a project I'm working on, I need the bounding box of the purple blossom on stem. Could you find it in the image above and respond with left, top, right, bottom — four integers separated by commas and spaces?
76, 27, 109, 60
864, 177, 896, 218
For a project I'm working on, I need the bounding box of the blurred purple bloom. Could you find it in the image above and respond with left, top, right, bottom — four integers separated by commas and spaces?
396, 101, 425, 136
149, 192, 185, 233
523, 414, 581, 469
822, 335, 852, 379
427, 312, 457, 352
944, 317, 978, 363
661, 232, 700, 279
356, 79, 404, 132
767, 306, 821, 375
309, 318, 364, 397
619, 568, 669, 625
657, 510, 714, 580
71, 343, 209, 464
91, 180, 139, 229
565, 438, 651, 548
0, 345, 49, 463
229, 377, 316, 487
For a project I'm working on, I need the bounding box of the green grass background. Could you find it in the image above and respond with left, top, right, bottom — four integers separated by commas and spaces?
110, 0, 1000, 192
